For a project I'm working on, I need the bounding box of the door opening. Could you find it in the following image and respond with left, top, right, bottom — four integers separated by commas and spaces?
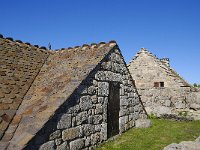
107, 82, 120, 138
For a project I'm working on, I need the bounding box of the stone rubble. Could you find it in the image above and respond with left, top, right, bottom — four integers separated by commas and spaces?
135, 119, 152, 128
163, 136, 200, 150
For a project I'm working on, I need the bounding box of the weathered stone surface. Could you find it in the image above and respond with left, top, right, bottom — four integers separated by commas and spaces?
85, 136, 91, 147
95, 124, 101, 132
76, 111, 88, 125
164, 100, 171, 107
91, 132, 101, 145
135, 119, 151, 128
56, 142, 69, 150
154, 106, 172, 116
174, 101, 186, 109
119, 107, 129, 117
55, 138, 62, 146
97, 97, 104, 104
80, 96, 92, 111
39, 141, 55, 150
82, 124, 95, 136
69, 138, 85, 150
93, 115, 103, 124
190, 103, 200, 110
120, 96, 128, 106
97, 82, 109, 96
88, 86, 97, 95
68, 105, 80, 115
49, 130, 61, 140
163, 136, 200, 150
91, 95, 97, 104
119, 117, 125, 133
100, 123, 107, 141
57, 114, 72, 129
95, 104, 103, 114
62, 126, 81, 141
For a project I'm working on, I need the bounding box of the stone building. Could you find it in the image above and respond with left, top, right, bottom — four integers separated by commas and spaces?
128, 48, 200, 118
0, 35, 147, 150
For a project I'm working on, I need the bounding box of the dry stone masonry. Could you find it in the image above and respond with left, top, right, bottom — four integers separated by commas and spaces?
128, 48, 200, 119
0, 35, 147, 150
24, 44, 146, 150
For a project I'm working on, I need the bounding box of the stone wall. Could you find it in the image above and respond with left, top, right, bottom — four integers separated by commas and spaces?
138, 87, 200, 117
0, 36, 49, 141
128, 48, 200, 119
25, 48, 146, 150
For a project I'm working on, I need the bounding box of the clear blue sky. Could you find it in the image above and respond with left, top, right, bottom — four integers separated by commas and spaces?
1, 0, 200, 84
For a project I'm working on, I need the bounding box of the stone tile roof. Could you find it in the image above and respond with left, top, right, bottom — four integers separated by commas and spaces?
0, 35, 50, 143
2, 39, 117, 149
128, 48, 190, 87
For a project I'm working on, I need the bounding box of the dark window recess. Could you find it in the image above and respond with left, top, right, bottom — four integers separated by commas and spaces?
160, 82, 164, 87
154, 82, 159, 87
107, 82, 120, 139
154, 82, 164, 87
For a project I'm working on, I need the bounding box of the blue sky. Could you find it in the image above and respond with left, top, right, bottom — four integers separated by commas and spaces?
1, 0, 200, 84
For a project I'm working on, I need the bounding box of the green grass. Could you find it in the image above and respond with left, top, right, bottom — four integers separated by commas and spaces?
97, 119, 200, 150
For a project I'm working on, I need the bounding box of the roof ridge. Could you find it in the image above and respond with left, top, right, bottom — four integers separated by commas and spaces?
0, 33, 51, 53
127, 47, 190, 87
152, 54, 191, 86
55, 40, 117, 52
127, 47, 157, 66
168, 66, 191, 87
146, 50, 191, 86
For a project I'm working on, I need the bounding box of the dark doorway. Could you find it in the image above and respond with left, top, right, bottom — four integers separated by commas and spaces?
107, 82, 120, 138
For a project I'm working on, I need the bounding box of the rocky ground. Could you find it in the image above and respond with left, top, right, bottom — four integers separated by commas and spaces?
164, 136, 200, 150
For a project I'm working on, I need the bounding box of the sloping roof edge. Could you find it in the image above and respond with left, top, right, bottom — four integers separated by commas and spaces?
7, 41, 118, 149
0, 34, 52, 145
128, 48, 191, 87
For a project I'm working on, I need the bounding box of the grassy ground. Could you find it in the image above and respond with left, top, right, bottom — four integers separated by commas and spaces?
97, 119, 200, 150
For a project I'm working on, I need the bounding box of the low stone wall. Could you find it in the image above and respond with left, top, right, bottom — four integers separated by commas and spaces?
138, 87, 200, 118
25, 48, 146, 149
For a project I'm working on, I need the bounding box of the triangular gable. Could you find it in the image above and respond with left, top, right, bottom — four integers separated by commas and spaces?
7, 42, 117, 149
128, 48, 190, 88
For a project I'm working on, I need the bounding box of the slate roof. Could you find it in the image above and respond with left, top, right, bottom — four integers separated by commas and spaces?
0, 35, 50, 144
128, 48, 190, 87
0, 35, 117, 149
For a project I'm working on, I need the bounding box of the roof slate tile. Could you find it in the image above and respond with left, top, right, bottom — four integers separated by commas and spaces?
0, 37, 50, 143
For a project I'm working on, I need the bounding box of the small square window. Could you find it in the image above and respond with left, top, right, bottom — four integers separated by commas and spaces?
154, 82, 165, 88
160, 82, 164, 87
154, 82, 159, 87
